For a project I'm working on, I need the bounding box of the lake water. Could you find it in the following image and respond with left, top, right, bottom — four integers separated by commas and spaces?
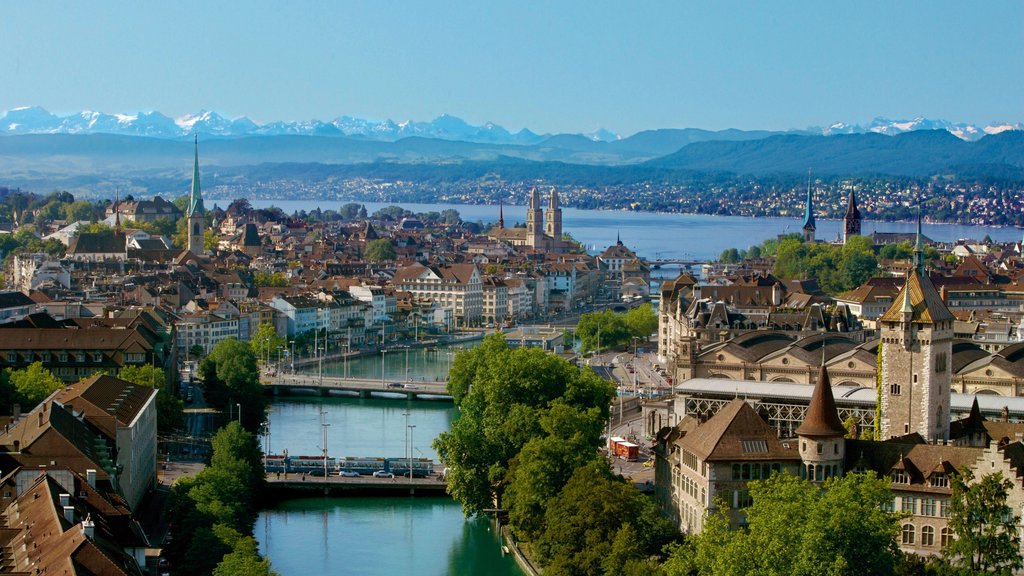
249, 199, 1023, 261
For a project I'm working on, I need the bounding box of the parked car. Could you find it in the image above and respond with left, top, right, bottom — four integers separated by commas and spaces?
338, 470, 360, 477
372, 470, 395, 478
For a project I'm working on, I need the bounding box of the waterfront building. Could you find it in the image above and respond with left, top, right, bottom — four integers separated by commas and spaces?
392, 262, 483, 328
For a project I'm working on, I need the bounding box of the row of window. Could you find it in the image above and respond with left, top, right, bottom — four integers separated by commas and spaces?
902, 524, 952, 547
7, 350, 110, 363
732, 462, 783, 481
901, 496, 950, 518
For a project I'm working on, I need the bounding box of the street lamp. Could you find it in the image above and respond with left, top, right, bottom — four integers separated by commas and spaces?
407, 425, 416, 480
381, 348, 386, 388
321, 409, 331, 480
236, 403, 241, 426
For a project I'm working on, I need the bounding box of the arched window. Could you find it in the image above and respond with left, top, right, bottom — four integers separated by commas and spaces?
921, 526, 934, 546
815, 465, 823, 482
940, 527, 953, 548
902, 524, 915, 545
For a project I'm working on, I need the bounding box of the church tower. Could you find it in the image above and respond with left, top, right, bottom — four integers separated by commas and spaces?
545, 187, 562, 245
801, 170, 816, 243
497, 197, 504, 229
843, 190, 861, 244
797, 364, 847, 483
878, 266, 954, 442
187, 135, 206, 255
526, 187, 544, 248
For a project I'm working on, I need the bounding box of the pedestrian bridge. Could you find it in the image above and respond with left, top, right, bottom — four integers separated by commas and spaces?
263, 374, 453, 401
265, 472, 448, 497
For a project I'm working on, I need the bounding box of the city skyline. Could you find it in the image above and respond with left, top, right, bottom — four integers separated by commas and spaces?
1, 1, 1021, 135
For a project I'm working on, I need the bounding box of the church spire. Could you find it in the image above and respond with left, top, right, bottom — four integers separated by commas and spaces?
913, 204, 925, 276
188, 134, 205, 217
114, 190, 121, 235
802, 169, 815, 242
498, 197, 504, 229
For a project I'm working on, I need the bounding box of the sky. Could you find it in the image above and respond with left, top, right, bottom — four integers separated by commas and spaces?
1, 1, 1021, 136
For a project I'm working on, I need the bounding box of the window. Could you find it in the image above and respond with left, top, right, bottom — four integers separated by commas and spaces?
735, 490, 753, 509
920, 498, 936, 516
6, 352, 15, 363
921, 526, 934, 546
940, 500, 950, 518
902, 524, 915, 545
816, 443, 823, 454
930, 473, 948, 488
93, 352, 103, 362
892, 470, 908, 484
901, 496, 916, 514
732, 464, 741, 480
940, 527, 953, 547
76, 352, 86, 362
935, 352, 947, 373
890, 383, 902, 395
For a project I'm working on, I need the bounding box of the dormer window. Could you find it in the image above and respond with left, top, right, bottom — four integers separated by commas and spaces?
892, 470, 909, 484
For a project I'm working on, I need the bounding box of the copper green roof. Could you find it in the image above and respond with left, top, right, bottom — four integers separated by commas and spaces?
188, 134, 205, 217
879, 271, 955, 324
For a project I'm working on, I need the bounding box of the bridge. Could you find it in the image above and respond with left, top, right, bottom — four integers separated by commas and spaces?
264, 472, 447, 497
649, 259, 705, 268
264, 373, 453, 401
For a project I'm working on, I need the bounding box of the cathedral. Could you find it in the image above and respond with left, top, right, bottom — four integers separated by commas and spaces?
488, 187, 568, 252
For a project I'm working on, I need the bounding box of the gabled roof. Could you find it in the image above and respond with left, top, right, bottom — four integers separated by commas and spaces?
679, 399, 800, 462
55, 375, 157, 439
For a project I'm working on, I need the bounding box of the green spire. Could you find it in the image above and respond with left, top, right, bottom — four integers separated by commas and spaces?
188, 134, 205, 217
802, 169, 815, 231
913, 204, 924, 276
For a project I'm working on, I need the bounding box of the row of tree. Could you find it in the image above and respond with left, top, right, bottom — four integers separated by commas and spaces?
199, 338, 268, 434
575, 303, 659, 354
164, 422, 276, 576
433, 335, 679, 574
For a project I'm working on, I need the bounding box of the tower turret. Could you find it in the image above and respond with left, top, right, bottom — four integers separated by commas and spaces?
545, 187, 562, 244
797, 363, 847, 483
526, 187, 544, 248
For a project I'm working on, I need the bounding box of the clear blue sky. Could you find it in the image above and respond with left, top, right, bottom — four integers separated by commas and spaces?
1, 1, 1020, 136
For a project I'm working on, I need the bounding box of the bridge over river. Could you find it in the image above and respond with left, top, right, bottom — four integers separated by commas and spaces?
264, 373, 453, 401
265, 471, 448, 497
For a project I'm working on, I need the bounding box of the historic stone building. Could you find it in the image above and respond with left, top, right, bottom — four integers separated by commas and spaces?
487, 187, 569, 253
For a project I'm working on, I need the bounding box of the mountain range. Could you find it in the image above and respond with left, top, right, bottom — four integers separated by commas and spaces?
1, 106, 1020, 144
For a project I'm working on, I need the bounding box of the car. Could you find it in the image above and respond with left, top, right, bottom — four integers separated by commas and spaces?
338, 470, 360, 477
387, 382, 403, 388
403, 383, 419, 389
372, 470, 395, 478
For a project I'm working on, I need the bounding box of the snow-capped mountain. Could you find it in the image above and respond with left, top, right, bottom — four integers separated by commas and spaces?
821, 116, 1023, 142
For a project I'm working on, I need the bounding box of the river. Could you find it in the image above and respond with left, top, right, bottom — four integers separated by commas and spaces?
257, 342, 527, 576
249, 199, 1023, 261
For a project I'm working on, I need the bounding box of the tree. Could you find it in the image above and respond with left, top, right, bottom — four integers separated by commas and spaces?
441, 208, 461, 225
576, 310, 629, 353
718, 248, 741, 264
200, 338, 267, 432
432, 335, 614, 518
214, 535, 278, 576
625, 303, 659, 340
253, 271, 290, 287
943, 469, 1023, 574
364, 238, 396, 262
250, 323, 286, 364
7, 362, 63, 407
534, 461, 679, 575
119, 364, 184, 433
663, 472, 901, 576
372, 205, 411, 221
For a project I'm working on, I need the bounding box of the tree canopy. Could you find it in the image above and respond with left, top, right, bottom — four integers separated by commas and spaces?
200, 338, 267, 433
364, 238, 397, 262
250, 322, 286, 364
663, 472, 900, 576
433, 334, 615, 523
5, 362, 64, 407
576, 309, 630, 353
942, 469, 1023, 574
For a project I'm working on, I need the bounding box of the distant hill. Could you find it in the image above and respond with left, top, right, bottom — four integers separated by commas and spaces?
646, 130, 1024, 178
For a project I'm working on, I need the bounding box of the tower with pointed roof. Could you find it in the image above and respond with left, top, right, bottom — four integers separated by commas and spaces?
187, 135, 206, 255
878, 267, 954, 442
797, 364, 847, 482
802, 170, 816, 243
545, 187, 562, 242
843, 189, 861, 244
497, 197, 504, 229
526, 187, 544, 248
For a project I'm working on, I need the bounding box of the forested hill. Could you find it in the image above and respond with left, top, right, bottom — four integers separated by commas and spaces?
647, 129, 1024, 178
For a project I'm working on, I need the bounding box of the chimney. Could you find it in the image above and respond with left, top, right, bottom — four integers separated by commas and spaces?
59, 493, 70, 507
63, 505, 74, 524
86, 469, 97, 489
83, 515, 95, 539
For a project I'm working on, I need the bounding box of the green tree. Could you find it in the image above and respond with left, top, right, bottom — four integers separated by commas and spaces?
64, 199, 97, 221
253, 271, 290, 287
534, 461, 679, 575
943, 469, 1023, 574
364, 238, 396, 262
625, 303, 659, 340
214, 534, 279, 576
118, 364, 184, 433
718, 248, 741, 264
7, 362, 63, 407
250, 322, 286, 364
663, 472, 900, 576
576, 309, 629, 353
200, 338, 267, 432
441, 208, 461, 225
879, 241, 914, 261
433, 335, 614, 518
